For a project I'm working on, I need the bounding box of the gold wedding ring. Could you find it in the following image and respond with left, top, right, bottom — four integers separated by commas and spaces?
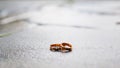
50, 42, 72, 53
61, 42, 72, 52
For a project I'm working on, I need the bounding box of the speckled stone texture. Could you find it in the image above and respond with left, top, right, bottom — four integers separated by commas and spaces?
0, 21, 120, 68
0, 1, 120, 68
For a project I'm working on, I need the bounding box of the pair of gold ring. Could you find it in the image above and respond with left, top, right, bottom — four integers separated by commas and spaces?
50, 42, 72, 53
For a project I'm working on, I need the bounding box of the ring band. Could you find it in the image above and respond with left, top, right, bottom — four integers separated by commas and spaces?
61, 42, 72, 52
50, 44, 62, 51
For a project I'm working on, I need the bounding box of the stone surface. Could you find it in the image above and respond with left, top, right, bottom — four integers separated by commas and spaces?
0, 1, 120, 68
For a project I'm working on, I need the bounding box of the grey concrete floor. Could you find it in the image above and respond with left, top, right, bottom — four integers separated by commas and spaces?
0, 21, 120, 68
0, 1, 120, 68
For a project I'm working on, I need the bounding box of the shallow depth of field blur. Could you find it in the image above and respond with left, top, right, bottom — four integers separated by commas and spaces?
0, 0, 120, 68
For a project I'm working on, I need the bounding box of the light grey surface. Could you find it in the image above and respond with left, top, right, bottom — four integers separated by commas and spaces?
0, 22, 120, 68
0, 1, 120, 68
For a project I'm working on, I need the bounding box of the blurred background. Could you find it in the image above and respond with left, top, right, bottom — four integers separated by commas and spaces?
0, 0, 120, 33
0, 0, 120, 68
